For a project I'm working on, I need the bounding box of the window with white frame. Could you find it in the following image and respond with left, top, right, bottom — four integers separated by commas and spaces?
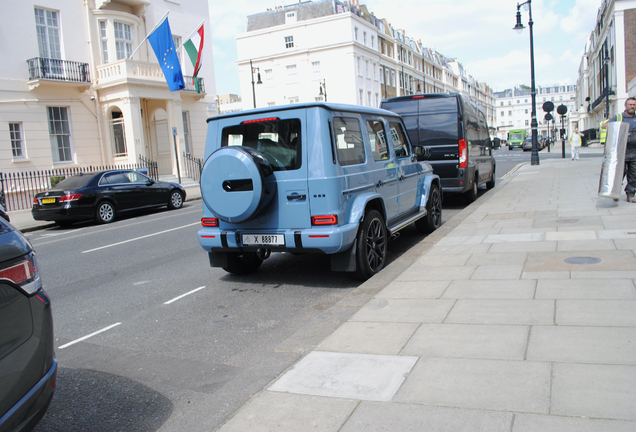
357, 57, 361, 76
265, 69, 273, 80
285, 11, 296, 24
110, 109, 127, 157
47, 107, 73, 162
365, 61, 369, 78
289, 97, 299, 104
284, 35, 294, 48
312, 61, 320, 74
286, 64, 297, 75
359, 89, 363, 105
173, 35, 182, 63
99, 21, 109, 64
391, 71, 395, 87
385, 68, 390, 86
9, 123, 25, 159
379, 66, 384, 84
367, 91, 371, 106
182, 111, 191, 155
35, 8, 61, 60
114, 21, 133, 60
371, 36, 375, 48
354, 27, 358, 41
363, 31, 367, 45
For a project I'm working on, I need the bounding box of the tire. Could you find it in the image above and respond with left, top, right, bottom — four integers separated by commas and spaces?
222, 252, 263, 275
95, 201, 115, 224
486, 166, 496, 190
464, 175, 478, 204
168, 190, 184, 209
353, 210, 388, 280
508, 146, 512, 151
415, 184, 442, 234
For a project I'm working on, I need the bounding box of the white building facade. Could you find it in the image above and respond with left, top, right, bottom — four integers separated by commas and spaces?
575, 0, 636, 136
1, 0, 216, 180
494, 85, 577, 141
236, 1, 495, 128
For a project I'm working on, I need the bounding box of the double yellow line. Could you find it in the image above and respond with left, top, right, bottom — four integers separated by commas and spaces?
500, 162, 528, 180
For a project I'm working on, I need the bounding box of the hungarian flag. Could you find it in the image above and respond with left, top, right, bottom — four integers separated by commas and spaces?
184, 24, 204, 93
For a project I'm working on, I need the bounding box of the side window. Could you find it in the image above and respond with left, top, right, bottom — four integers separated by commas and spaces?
333, 117, 365, 166
100, 172, 130, 185
389, 121, 410, 158
366, 119, 388, 161
124, 171, 149, 183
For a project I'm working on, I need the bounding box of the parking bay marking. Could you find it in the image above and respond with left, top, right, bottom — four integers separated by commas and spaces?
58, 322, 122, 349
82, 222, 199, 253
164, 286, 207, 305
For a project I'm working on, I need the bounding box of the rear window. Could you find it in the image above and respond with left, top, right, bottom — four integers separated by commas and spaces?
221, 118, 301, 171
52, 174, 92, 190
381, 100, 418, 116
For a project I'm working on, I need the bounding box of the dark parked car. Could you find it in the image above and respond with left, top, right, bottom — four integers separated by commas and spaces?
381, 93, 496, 203
32, 170, 186, 225
0, 217, 56, 431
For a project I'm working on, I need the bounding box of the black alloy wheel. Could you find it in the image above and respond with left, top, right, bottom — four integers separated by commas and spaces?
354, 210, 387, 280
415, 184, 442, 234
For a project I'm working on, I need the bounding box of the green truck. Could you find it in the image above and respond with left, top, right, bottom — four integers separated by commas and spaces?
507, 129, 526, 150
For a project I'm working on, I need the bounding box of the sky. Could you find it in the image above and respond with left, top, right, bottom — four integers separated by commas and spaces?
208, 0, 600, 96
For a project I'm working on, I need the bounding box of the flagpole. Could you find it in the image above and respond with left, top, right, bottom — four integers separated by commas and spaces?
128, 10, 170, 59
184, 20, 205, 43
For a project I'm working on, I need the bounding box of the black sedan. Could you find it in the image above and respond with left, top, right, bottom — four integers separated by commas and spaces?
0, 217, 56, 431
32, 170, 186, 225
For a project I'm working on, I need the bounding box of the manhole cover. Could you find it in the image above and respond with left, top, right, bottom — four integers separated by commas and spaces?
564, 257, 601, 265
556, 219, 580, 224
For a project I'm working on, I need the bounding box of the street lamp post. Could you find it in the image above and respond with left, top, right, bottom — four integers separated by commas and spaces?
603, 44, 610, 119
319, 79, 327, 102
250, 59, 262, 109
514, 0, 539, 166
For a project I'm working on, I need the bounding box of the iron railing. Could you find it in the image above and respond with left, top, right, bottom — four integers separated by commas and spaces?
183, 76, 205, 93
0, 156, 158, 212
27, 58, 91, 83
182, 152, 203, 183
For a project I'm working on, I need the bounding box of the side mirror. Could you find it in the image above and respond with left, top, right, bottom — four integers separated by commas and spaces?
413, 145, 430, 161
146, 179, 155, 186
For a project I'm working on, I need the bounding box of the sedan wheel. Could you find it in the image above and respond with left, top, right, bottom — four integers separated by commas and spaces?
168, 190, 184, 209
95, 201, 115, 224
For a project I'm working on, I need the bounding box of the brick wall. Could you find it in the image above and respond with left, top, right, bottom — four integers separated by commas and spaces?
624, 9, 636, 91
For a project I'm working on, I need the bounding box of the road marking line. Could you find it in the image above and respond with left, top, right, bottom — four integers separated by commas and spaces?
59, 322, 122, 349
82, 222, 199, 253
164, 286, 207, 305
501, 162, 528, 179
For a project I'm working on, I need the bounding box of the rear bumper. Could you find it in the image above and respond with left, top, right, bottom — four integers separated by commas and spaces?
199, 223, 359, 256
32, 205, 93, 222
0, 357, 57, 432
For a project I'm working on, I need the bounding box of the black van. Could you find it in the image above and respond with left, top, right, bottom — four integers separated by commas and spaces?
381, 93, 496, 203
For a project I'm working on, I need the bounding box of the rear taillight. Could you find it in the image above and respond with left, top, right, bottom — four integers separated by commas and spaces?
59, 193, 82, 203
201, 217, 218, 227
0, 252, 41, 295
458, 139, 468, 168
33, 197, 38, 205
311, 215, 338, 226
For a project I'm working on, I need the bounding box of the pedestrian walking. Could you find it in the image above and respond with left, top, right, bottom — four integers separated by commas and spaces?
570, 126, 583, 160
601, 97, 636, 203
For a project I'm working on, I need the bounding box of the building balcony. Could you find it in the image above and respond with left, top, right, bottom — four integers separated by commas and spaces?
27, 58, 91, 90
591, 87, 615, 110
95, 59, 205, 95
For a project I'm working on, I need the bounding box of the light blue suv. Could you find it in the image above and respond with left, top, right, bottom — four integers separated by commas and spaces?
198, 103, 441, 280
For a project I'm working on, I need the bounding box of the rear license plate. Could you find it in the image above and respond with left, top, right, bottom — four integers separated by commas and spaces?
41, 198, 56, 204
242, 234, 285, 246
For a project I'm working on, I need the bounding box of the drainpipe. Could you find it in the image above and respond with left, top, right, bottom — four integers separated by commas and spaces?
84, 0, 106, 165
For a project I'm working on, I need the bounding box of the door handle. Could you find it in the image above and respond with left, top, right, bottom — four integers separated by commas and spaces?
376, 180, 383, 188
287, 194, 306, 201
398, 175, 405, 182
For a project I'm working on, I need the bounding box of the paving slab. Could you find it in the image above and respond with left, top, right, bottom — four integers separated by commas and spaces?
316, 322, 419, 355
218, 391, 358, 432
394, 358, 551, 413
465, 252, 528, 266
445, 299, 554, 325
551, 363, 636, 421
374, 280, 450, 299
341, 402, 512, 432
535, 278, 636, 299
442, 280, 536, 299
524, 250, 636, 272
397, 265, 476, 281
268, 351, 418, 402
556, 300, 636, 326
401, 323, 528, 360
350, 298, 455, 323
513, 413, 636, 432
556, 239, 617, 251
471, 264, 524, 280
489, 241, 557, 252
526, 325, 636, 364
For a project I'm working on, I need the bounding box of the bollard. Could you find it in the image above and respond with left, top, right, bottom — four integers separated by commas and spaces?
598, 122, 629, 201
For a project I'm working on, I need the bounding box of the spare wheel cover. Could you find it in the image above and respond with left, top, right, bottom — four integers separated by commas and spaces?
201, 147, 274, 223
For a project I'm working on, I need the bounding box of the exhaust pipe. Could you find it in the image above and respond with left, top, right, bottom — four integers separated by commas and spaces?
256, 248, 271, 260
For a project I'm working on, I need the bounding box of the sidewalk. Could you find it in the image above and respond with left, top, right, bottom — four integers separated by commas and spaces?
6, 185, 202, 233
216, 145, 636, 432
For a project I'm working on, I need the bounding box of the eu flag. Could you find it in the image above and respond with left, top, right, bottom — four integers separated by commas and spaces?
148, 18, 185, 92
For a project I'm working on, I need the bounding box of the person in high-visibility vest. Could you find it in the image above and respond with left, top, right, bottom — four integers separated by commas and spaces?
601, 97, 636, 203
600, 119, 608, 144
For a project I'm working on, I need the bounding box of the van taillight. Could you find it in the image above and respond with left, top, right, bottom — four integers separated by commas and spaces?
458, 139, 468, 168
